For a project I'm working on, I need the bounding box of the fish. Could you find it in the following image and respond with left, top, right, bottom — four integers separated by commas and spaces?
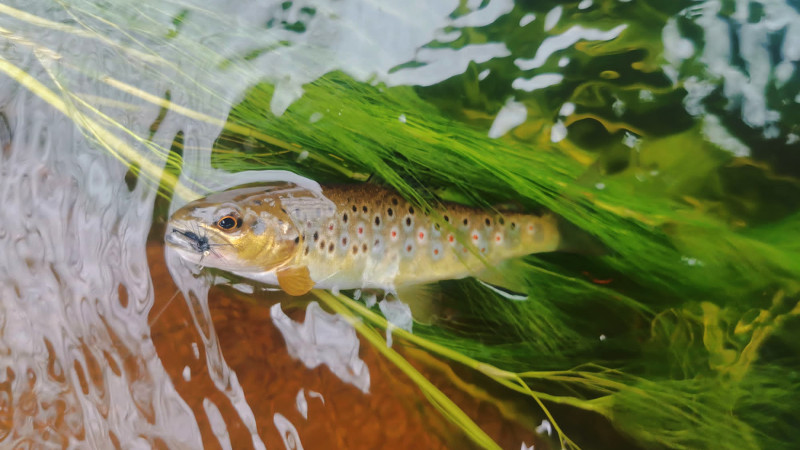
166, 182, 561, 298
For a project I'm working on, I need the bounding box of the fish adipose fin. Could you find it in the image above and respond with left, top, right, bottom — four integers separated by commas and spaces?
277, 266, 314, 296
474, 261, 529, 301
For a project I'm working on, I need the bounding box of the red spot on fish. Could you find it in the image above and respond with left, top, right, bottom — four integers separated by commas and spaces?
496, 235, 501, 242
528, 224, 534, 231
481, 247, 486, 253
358, 227, 363, 234
391, 231, 397, 238
472, 234, 478, 240
329, 224, 334, 231
419, 232, 424, 239
434, 248, 439, 255
406, 244, 412, 252
462, 248, 468, 253
448, 235, 454, 242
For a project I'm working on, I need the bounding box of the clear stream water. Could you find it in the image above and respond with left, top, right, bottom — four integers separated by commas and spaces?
0, 0, 798, 449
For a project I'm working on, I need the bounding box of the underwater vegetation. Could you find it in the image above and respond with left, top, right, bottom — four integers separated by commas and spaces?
1, 0, 799, 448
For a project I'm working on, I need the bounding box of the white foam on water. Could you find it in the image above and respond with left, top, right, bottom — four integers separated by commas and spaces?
536, 419, 553, 436
550, 121, 568, 143
386, 43, 511, 87
515, 25, 627, 70
702, 115, 751, 157
378, 299, 413, 334
270, 302, 370, 393
544, 6, 562, 31
663, 1, 799, 148
308, 390, 325, 405
512, 73, 564, 92
274, 413, 305, 450
519, 13, 536, 27
488, 98, 528, 138
204, 398, 233, 450
451, 0, 514, 28
296, 389, 308, 420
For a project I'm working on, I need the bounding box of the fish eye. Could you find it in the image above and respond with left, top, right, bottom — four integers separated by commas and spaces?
217, 215, 238, 231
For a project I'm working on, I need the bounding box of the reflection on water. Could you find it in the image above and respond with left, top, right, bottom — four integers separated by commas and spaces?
1, 0, 798, 448
0, 83, 199, 446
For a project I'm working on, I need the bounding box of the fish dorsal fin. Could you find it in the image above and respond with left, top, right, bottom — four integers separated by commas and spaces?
474, 261, 529, 301
276, 266, 315, 296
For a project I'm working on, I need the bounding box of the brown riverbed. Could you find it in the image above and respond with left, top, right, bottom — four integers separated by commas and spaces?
146, 243, 546, 449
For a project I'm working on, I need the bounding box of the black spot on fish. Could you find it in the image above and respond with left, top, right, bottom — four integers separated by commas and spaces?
304, 246, 309, 255
387, 207, 393, 217
343, 213, 348, 223
352, 205, 357, 212
374, 216, 380, 226
511, 222, 516, 230
374, 239, 380, 247
444, 215, 449, 222
463, 218, 469, 226
319, 240, 326, 250
313, 231, 319, 242
342, 237, 348, 245
405, 217, 411, 226
294, 236, 300, 244
485, 218, 491, 226
499, 217, 505, 225
362, 205, 368, 213
328, 242, 334, 253
362, 243, 368, 252
392, 198, 399, 206
352, 245, 358, 254
434, 223, 440, 230
408, 206, 414, 214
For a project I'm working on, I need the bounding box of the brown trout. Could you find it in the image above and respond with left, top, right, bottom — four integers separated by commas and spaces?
166, 182, 560, 296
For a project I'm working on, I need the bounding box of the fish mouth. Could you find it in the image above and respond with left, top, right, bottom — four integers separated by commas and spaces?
165, 225, 211, 254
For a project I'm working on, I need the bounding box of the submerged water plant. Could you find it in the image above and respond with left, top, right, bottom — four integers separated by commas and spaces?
2, 0, 799, 448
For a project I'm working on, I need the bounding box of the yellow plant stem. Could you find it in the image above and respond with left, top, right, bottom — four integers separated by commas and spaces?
315, 290, 582, 449
0, 56, 199, 201
313, 290, 502, 450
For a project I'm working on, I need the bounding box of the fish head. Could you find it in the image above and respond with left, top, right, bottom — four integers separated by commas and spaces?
166, 187, 301, 272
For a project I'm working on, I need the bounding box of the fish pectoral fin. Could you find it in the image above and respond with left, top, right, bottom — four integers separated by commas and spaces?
276, 266, 315, 296
474, 262, 529, 301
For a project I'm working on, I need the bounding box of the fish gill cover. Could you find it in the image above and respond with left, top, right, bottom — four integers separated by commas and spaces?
1, 0, 799, 449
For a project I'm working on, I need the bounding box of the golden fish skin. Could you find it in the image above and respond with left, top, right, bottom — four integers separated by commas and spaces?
166, 182, 560, 295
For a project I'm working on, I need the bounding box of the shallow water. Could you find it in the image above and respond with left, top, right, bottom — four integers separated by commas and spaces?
1, 0, 798, 449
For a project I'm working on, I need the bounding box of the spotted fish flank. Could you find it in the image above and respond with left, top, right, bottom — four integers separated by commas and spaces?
166, 182, 560, 296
